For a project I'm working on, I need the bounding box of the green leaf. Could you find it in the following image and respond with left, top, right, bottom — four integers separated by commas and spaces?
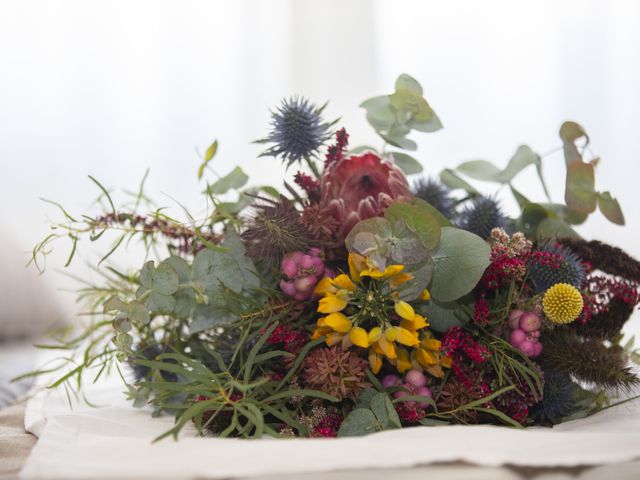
597, 191, 625, 225
139, 261, 155, 289
560, 121, 588, 166
456, 160, 502, 182
360, 95, 395, 131
337, 408, 379, 437
421, 299, 469, 332
163, 256, 191, 283
509, 185, 531, 209
389, 151, 423, 175
565, 161, 596, 214
385, 202, 441, 251
380, 131, 417, 151
536, 218, 580, 241
439, 169, 480, 194
412, 198, 452, 227
395, 73, 423, 95
408, 113, 443, 133
192, 249, 244, 294
198, 140, 218, 180
146, 291, 175, 314
517, 203, 550, 239
153, 261, 180, 295
207, 166, 249, 195
370, 392, 401, 429
499, 145, 540, 182
129, 302, 150, 325
430, 227, 491, 302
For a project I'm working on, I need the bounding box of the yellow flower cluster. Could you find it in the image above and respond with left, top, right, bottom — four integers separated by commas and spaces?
312, 253, 450, 376
542, 283, 583, 324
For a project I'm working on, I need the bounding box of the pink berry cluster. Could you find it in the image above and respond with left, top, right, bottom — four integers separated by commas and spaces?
382, 369, 433, 409
508, 309, 542, 358
279, 248, 325, 300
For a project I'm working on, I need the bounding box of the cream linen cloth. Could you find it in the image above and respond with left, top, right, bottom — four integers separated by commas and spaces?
17, 359, 640, 480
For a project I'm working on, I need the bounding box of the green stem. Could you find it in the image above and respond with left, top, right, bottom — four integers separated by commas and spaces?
305, 157, 321, 179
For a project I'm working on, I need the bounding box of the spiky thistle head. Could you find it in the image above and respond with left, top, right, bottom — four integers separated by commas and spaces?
528, 242, 586, 293
241, 195, 312, 265
531, 370, 581, 425
302, 346, 370, 401
412, 177, 456, 219
457, 195, 507, 239
257, 96, 335, 168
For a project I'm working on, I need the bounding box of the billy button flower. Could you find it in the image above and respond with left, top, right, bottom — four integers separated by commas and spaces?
312, 253, 433, 374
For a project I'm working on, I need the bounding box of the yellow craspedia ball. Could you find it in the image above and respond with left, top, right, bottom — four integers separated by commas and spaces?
542, 283, 583, 324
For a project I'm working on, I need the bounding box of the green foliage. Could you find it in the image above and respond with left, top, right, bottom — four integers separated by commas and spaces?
388, 151, 423, 175
206, 166, 249, 195
338, 390, 401, 437
198, 139, 218, 180
429, 227, 491, 302
360, 74, 442, 156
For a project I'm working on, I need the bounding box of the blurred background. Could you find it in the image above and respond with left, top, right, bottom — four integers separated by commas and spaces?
1, 0, 639, 334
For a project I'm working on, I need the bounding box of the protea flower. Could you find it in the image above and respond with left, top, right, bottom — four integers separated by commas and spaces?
320, 152, 413, 241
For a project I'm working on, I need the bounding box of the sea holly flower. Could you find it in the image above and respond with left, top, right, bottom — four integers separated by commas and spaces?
312, 253, 441, 374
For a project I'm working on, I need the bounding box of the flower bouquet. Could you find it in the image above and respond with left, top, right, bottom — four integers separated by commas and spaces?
27, 74, 640, 439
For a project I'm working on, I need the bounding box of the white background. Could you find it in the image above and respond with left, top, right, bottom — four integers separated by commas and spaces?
1, 0, 639, 328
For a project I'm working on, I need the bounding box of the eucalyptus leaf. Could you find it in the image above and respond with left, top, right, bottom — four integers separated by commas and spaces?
565, 162, 596, 214
145, 291, 176, 314
421, 299, 470, 332
337, 408, 379, 437
536, 218, 580, 241
198, 140, 218, 180
153, 261, 180, 295
430, 227, 491, 302
412, 198, 452, 227
207, 166, 249, 195
597, 192, 625, 225
385, 202, 441, 251
389, 152, 423, 175
439, 169, 480, 194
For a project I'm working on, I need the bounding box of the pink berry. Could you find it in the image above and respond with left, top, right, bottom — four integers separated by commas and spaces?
281, 258, 298, 278
279, 279, 296, 297
519, 340, 536, 357
508, 309, 524, 330
309, 247, 322, 257
519, 312, 541, 332
300, 255, 314, 269
405, 369, 427, 388
532, 342, 543, 357
510, 329, 526, 346
382, 374, 401, 388
416, 386, 432, 409
294, 276, 316, 293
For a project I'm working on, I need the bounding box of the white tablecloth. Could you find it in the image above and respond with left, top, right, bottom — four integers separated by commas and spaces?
19, 363, 640, 480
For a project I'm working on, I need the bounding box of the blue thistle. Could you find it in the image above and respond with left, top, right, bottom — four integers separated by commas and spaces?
532, 370, 580, 425
457, 196, 507, 239
413, 177, 456, 219
528, 242, 586, 293
257, 96, 335, 168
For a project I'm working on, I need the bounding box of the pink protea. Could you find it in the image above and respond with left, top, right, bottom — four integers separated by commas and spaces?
279, 248, 325, 300
320, 152, 413, 241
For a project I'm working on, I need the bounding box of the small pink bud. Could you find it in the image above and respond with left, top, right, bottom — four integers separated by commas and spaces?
300, 255, 314, 269
508, 309, 524, 330
532, 342, 543, 357
416, 386, 432, 409
405, 369, 427, 388
279, 279, 296, 297
309, 247, 322, 257
519, 312, 541, 332
294, 276, 316, 293
510, 329, 526, 346
519, 340, 536, 357
281, 258, 298, 278
382, 374, 401, 388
